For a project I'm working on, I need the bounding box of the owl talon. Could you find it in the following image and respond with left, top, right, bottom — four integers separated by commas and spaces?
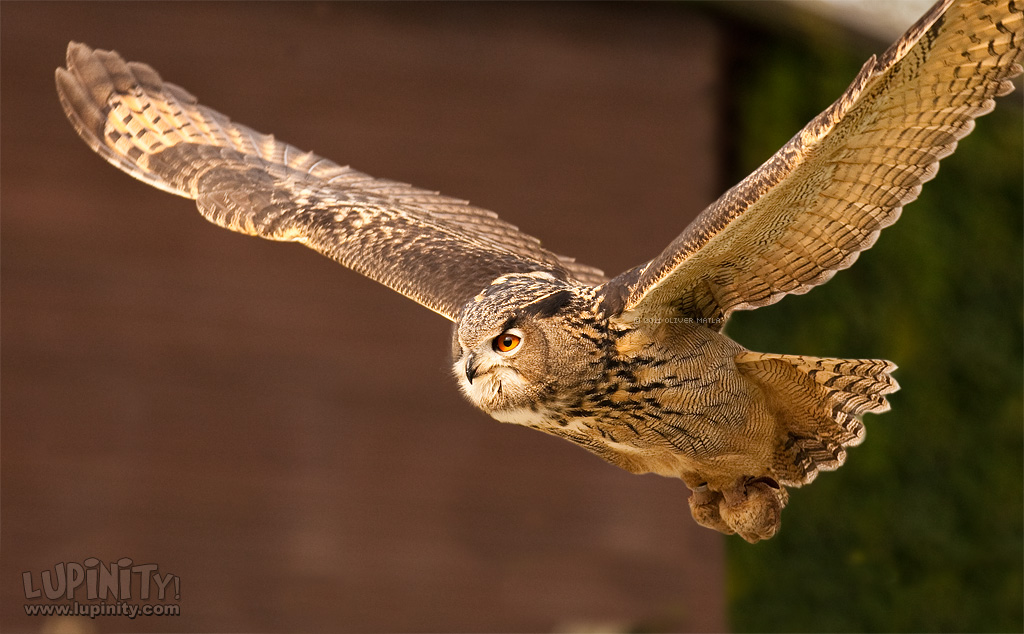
686, 477, 788, 541
687, 487, 734, 536
719, 476, 788, 543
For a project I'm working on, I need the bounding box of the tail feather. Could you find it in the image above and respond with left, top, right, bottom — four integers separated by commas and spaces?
736, 352, 898, 486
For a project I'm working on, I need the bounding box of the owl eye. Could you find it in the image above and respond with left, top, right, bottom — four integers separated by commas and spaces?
493, 330, 522, 354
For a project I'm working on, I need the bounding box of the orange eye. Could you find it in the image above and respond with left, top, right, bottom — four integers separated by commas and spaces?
493, 331, 522, 353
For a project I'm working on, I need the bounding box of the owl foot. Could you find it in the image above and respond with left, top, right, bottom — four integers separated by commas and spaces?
688, 486, 731, 535
687, 476, 788, 543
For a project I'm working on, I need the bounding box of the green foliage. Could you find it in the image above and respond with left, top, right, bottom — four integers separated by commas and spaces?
724, 26, 1024, 634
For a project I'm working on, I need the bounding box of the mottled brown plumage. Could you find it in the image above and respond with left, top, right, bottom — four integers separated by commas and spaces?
55, 42, 604, 320
603, 0, 1023, 327
56, 0, 1022, 542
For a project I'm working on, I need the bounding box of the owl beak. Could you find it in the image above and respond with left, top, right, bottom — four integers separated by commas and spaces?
465, 353, 480, 384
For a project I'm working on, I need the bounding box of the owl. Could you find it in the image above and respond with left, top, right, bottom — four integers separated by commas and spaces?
56, 0, 1023, 542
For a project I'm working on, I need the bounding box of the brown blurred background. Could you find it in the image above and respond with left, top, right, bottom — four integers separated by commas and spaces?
3, 2, 733, 632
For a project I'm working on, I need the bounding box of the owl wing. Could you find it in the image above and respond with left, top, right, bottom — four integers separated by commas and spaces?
56, 42, 606, 322
599, 0, 1022, 328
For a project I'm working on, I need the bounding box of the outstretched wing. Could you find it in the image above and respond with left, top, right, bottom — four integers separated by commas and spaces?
599, 0, 1022, 327
56, 42, 605, 321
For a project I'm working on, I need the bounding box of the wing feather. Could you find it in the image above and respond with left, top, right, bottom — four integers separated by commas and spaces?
56, 42, 605, 321
601, 0, 1022, 327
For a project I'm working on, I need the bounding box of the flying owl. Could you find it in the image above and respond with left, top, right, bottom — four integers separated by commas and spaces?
56, 0, 1022, 542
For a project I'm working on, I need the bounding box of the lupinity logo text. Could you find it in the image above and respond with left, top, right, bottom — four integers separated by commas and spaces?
22, 558, 180, 619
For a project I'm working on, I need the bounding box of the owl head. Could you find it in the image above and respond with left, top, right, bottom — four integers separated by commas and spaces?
451, 272, 604, 421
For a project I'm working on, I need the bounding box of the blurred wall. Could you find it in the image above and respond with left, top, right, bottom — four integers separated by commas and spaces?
2, 2, 728, 632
